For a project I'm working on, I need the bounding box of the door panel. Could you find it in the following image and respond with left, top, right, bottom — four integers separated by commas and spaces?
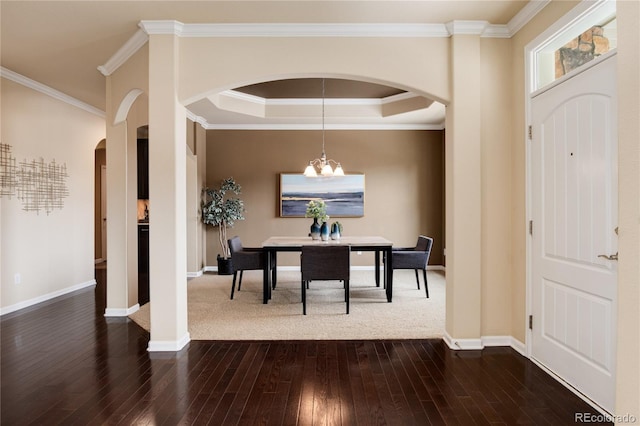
531, 56, 617, 412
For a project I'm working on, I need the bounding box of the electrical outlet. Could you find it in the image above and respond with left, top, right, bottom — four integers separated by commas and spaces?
14, 273, 21, 285
357, 251, 362, 255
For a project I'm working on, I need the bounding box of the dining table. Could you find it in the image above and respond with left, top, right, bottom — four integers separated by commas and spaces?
260, 236, 394, 304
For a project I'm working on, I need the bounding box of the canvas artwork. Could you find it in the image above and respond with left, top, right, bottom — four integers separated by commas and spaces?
280, 173, 364, 217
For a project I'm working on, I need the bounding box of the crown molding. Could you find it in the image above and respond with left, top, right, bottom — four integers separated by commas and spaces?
1, 67, 105, 118
220, 89, 267, 105
507, 0, 552, 36
138, 19, 545, 39
203, 123, 445, 131
140, 21, 451, 38
446, 20, 489, 35
98, 29, 148, 76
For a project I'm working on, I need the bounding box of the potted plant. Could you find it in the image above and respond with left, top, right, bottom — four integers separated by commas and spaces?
305, 200, 329, 240
201, 177, 245, 274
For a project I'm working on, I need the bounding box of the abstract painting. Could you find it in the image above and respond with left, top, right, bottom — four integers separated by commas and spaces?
280, 173, 364, 217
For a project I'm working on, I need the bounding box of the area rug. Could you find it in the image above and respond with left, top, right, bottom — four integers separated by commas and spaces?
129, 269, 445, 340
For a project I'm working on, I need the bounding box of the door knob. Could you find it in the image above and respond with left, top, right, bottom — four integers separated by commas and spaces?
598, 252, 618, 261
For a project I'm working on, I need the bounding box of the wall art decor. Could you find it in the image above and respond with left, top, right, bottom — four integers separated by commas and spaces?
0, 143, 70, 214
280, 173, 364, 218
17, 158, 69, 214
0, 143, 18, 197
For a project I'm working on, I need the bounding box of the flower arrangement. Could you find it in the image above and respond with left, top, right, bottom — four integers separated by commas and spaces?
305, 200, 329, 223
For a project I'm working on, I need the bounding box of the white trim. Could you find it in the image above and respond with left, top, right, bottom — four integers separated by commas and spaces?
0, 67, 105, 118
527, 0, 616, 94
140, 21, 452, 38
97, 29, 148, 76
139, 20, 539, 40
443, 333, 526, 354
105, 303, 139, 317
530, 49, 617, 99
381, 91, 426, 104
185, 110, 208, 127
443, 332, 484, 350
114, 88, 144, 125
530, 357, 612, 417
219, 89, 267, 105
106, 7, 547, 78
187, 270, 204, 278
267, 97, 379, 107
482, 336, 527, 356
203, 123, 445, 131
148, 333, 191, 352
507, 0, 551, 36
446, 20, 489, 36
0, 280, 96, 316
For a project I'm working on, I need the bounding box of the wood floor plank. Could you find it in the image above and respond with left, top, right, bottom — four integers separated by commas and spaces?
0, 267, 611, 426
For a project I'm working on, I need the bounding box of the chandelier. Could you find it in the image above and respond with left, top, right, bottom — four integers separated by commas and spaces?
303, 79, 344, 177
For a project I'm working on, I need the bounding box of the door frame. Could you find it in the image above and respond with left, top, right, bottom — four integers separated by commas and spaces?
524, 0, 616, 415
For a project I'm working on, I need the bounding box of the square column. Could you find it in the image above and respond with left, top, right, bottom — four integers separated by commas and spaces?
147, 33, 189, 351
445, 34, 482, 347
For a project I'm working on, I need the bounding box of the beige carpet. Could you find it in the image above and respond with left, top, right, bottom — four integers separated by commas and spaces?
129, 269, 446, 340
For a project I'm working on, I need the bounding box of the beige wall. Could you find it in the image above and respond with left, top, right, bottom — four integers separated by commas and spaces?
179, 37, 451, 106
204, 129, 444, 267
480, 37, 513, 336
1, 78, 105, 312
615, 0, 640, 419
509, 0, 580, 342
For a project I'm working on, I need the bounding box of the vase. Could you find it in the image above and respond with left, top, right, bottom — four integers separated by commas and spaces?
320, 221, 330, 241
310, 218, 321, 240
330, 223, 341, 240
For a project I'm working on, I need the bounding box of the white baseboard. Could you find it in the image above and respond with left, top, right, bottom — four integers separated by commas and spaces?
0, 279, 96, 316
148, 332, 191, 352
529, 357, 611, 417
443, 332, 526, 355
104, 303, 139, 317
187, 269, 204, 278
443, 332, 484, 350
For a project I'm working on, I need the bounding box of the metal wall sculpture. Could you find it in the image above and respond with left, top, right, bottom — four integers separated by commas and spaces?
0, 143, 69, 214
1, 142, 18, 197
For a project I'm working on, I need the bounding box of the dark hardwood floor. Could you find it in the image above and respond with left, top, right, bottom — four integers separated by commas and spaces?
1, 266, 610, 425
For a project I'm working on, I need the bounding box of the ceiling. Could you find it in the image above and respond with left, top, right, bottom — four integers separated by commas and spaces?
1, 1, 533, 129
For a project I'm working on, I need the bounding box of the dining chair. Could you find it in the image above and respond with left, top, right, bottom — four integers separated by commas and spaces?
228, 236, 274, 300
389, 235, 433, 298
300, 245, 351, 315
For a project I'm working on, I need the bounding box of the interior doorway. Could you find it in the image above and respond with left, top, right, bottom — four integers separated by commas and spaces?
94, 139, 106, 263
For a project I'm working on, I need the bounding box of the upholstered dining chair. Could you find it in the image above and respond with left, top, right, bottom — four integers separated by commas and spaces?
228, 236, 273, 300
389, 235, 433, 298
300, 245, 351, 315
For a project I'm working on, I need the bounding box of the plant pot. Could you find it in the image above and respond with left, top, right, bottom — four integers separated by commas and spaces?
217, 255, 234, 275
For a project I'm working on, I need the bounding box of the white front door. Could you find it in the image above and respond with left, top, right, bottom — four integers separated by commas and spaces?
531, 55, 617, 413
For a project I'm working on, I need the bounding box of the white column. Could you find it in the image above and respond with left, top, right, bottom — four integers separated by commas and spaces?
445, 33, 482, 348
147, 33, 190, 351
105, 76, 136, 316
